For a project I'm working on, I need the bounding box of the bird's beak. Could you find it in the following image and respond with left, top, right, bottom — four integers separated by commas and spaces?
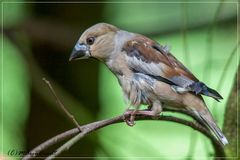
69, 42, 91, 61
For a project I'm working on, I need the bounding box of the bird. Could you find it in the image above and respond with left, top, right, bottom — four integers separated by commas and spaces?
69, 23, 228, 145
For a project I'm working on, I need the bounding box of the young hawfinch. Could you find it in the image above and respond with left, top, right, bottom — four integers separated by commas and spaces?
69, 23, 228, 145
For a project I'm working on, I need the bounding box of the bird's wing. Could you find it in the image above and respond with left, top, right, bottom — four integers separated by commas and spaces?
122, 35, 223, 101
122, 35, 198, 88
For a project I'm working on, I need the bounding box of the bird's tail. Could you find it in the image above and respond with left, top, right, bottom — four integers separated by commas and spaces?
193, 109, 228, 146
204, 86, 223, 102
190, 82, 223, 101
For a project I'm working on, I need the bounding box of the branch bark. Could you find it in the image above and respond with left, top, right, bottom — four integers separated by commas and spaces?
22, 113, 225, 160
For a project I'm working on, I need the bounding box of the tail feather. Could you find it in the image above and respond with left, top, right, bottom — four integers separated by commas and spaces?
205, 87, 223, 102
194, 111, 228, 146
190, 82, 223, 101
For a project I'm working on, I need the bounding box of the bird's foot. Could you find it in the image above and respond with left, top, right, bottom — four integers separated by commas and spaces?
123, 109, 160, 126
123, 109, 137, 126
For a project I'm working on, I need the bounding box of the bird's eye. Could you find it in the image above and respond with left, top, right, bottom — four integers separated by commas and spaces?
86, 37, 95, 45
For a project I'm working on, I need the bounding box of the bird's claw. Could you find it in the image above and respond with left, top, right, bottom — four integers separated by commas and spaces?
125, 117, 135, 126
123, 110, 136, 126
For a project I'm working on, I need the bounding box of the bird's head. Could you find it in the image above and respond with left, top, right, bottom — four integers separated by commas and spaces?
69, 23, 119, 62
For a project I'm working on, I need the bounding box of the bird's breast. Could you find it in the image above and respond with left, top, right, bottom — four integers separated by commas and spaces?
117, 73, 156, 106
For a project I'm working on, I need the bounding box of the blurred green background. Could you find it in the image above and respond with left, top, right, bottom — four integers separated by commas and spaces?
0, 0, 238, 159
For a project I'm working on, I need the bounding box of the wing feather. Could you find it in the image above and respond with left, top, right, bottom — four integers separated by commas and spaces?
122, 36, 198, 88
122, 36, 223, 101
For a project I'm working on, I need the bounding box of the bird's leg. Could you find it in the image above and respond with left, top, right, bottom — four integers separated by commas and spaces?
123, 108, 161, 125
129, 107, 139, 126
145, 101, 162, 119
123, 105, 140, 126
152, 100, 162, 115
123, 109, 135, 126
123, 101, 162, 126
122, 103, 133, 126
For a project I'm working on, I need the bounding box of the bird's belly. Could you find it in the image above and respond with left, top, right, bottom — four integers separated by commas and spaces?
118, 74, 155, 106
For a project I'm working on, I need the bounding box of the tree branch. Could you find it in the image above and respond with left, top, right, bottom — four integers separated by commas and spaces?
22, 113, 225, 160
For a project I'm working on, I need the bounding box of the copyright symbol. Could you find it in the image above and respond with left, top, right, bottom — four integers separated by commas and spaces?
8, 149, 16, 156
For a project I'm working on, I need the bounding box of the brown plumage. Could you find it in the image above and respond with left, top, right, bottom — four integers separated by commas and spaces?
123, 37, 199, 81
69, 23, 228, 145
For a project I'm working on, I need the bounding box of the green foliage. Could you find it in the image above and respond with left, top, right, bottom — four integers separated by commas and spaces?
0, 35, 29, 158
103, 1, 236, 34
1, 1, 27, 28
1, 1, 29, 159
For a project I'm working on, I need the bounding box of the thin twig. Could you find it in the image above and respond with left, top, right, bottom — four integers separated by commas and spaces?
42, 78, 81, 131
22, 113, 225, 160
